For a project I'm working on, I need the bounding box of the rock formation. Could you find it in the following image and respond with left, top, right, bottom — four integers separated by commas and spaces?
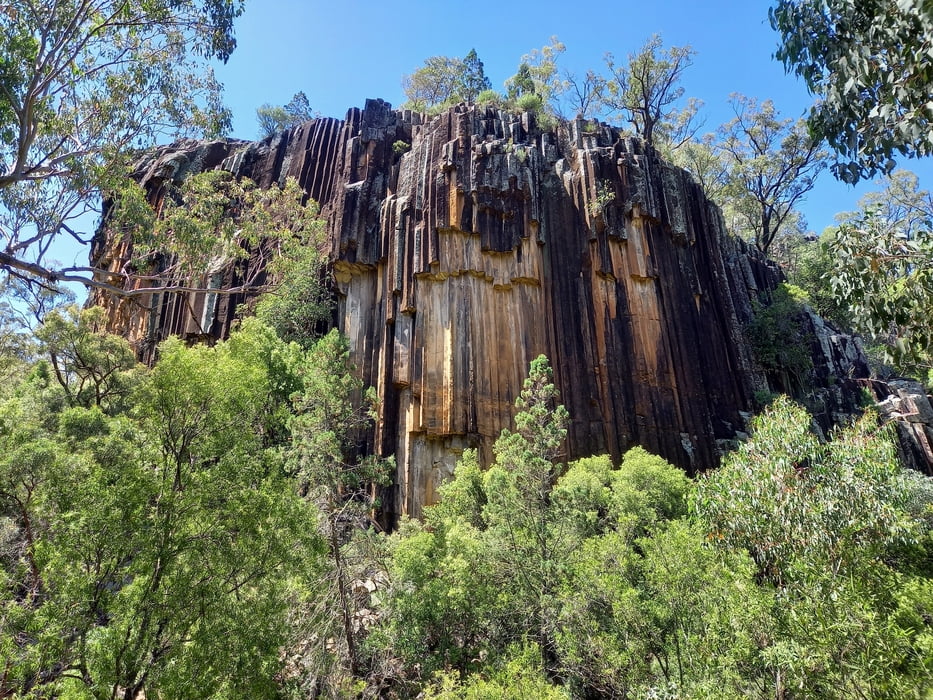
90, 100, 898, 521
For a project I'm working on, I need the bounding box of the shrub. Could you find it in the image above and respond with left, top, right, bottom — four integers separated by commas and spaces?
475, 89, 502, 107
516, 93, 544, 114
745, 283, 814, 383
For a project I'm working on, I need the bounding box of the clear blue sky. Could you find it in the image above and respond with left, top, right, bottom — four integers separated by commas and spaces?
211, 0, 933, 237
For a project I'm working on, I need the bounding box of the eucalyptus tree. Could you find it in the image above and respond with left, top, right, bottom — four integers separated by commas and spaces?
600, 34, 701, 150
694, 395, 932, 697
828, 171, 933, 373
0, 0, 244, 294
772, 0, 933, 182
717, 94, 828, 255
256, 91, 317, 139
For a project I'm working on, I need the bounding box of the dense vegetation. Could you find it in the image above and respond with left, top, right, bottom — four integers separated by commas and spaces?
2, 327, 931, 697
2, 0, 933, 697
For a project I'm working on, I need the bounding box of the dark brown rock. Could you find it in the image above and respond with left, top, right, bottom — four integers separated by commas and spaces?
92, 100, 916, 520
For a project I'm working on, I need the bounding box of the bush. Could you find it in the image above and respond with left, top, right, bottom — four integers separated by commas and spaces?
515, 92, 544, 114
423, 645, 570, 699
475, 89, 503, 107
610, 446, 689, 527
692, 396, 932, 697
745, 283, 814, 383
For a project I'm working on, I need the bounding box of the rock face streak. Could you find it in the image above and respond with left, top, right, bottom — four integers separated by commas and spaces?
92, 100, 864, 520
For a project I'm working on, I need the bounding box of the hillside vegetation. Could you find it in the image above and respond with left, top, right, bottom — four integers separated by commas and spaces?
2, 1, 933, 697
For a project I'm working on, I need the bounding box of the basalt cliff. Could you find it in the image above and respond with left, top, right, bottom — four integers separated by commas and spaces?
90, 99, 930, 520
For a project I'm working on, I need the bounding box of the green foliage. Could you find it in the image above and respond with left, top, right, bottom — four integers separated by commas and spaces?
288, 330, 392, 497
610, 446, 689, 527
0, 315, 320, 698
694, 396, 904, 584
110, 172, 326, 307
633, 520, 768, 697
827, 171, 933, 375
717, 94, 829, 255
250, 184, 331, 349
0, 0, 244, 291
377, 516, 498, 679
504, 37, 567, 113
746, 282, 815, 385
772, 0, 933, 182
693, 395, 933, 696
377, 356, 574, 679
830, 214, 933, 374
459, 49, 493, 102
401, 48, 491, 109
374, 357, 933, 697
423, 645, 570, 699
481, 356, 571, 671
34, 306, 141, 412
601, 34, 699, 148
505, 63, 537, 100
554, 491, 767, 698
430, 448, 487, 529
256, 91, 316, 138
376, 354, 774, 697
782, 230, 854, 330
284, 329, 394, 686
668, 132, 730, 203
516, 92, 545, 114
550, 454, 615, 538
586, 180, 616, 219
475, 89, 503, 107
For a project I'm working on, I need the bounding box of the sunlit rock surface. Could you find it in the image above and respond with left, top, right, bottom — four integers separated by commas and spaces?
92, 100, 901, 520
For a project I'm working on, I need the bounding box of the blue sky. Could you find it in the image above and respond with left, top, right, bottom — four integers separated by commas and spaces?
211, 0, 933, 237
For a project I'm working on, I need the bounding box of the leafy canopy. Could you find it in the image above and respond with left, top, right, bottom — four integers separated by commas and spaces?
256, 91, 317, 139
693, 395, 932, 697
0, 313, 320, 698
828, 171, 933, 376
717, 94, 829, 255
601, 34, 700, 149
106, 171, 326, 300
772, 0, 933, 182
401, 48, 492, 110
0, 0, 243, 294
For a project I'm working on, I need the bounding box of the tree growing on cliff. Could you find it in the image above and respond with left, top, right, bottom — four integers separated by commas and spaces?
104, 170, 326, 302
669, 132, 731, 203
771, 0, 933, 182
0, 0, 244, 294
600, 34, 701, 149
256, 91, 318, 139
717, 94, 829, 255
558, 69, 605, 120
504, 38, 567, 114
460, 49, 493, 102
401, 48, 492, 110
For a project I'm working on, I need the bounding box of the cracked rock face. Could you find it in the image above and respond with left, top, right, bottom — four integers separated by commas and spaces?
93, 100, 918, 520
